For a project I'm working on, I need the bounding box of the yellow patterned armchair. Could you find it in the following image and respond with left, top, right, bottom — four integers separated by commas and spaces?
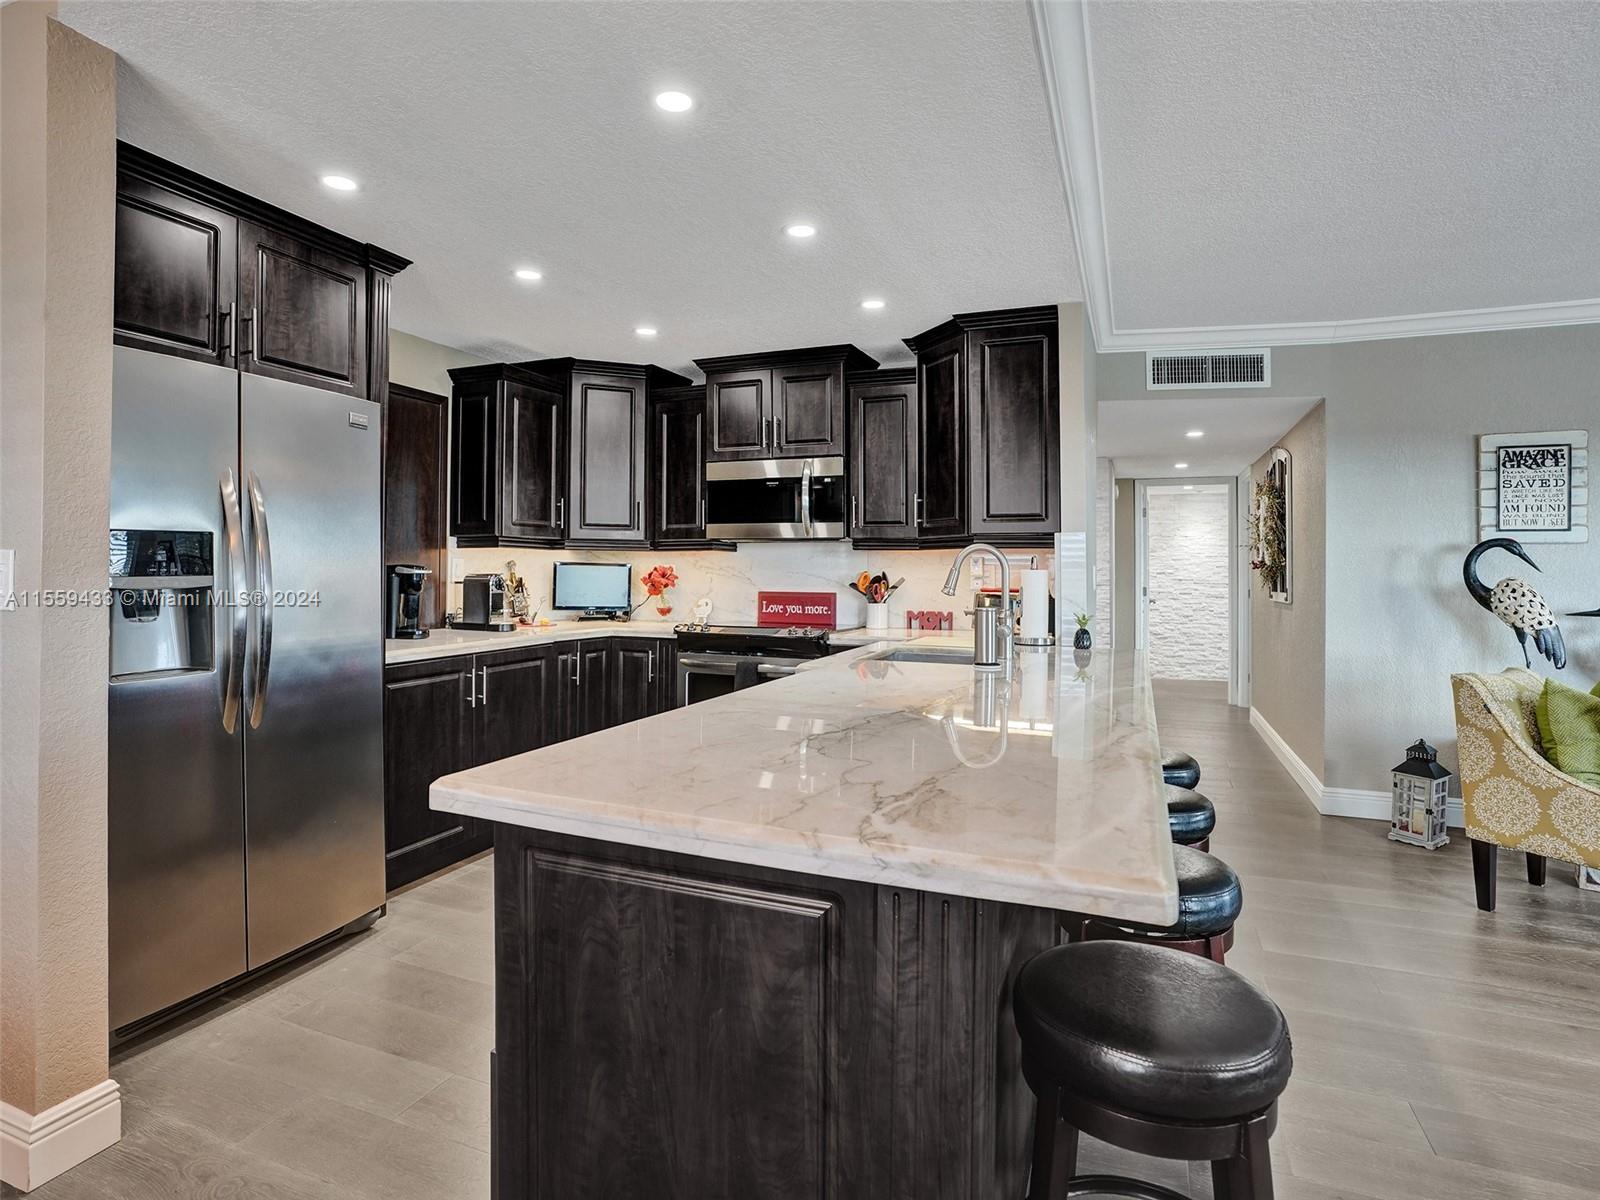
1452, 669, 1600, 910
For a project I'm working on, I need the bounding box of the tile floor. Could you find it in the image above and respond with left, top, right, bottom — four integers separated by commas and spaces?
8, 679, 1599, 1199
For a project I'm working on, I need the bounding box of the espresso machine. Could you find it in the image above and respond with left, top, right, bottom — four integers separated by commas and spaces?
458, 572, 517, 632
386, 564, 431, 639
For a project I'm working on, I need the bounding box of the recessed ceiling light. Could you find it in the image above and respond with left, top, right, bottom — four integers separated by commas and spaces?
1186, 429, 1204, 438
785, 223, 817, 239
654, 90, 693, 113
1174, 462, 1189, 469
513, 267, 543, 282
635, 326, 658, 337
860, 298, 885, 311
320, 174, 358, 192
1183, 485, 1195, 490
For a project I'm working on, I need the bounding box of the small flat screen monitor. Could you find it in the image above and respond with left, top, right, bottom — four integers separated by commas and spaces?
552, 561, 632, 614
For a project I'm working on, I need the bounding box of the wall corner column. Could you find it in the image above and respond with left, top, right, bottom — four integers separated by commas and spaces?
0, 4, 121, 1190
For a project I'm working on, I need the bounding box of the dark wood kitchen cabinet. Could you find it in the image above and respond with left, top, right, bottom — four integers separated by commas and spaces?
113, 174, 238, 367
451, 360, 687, 548
475, 645, 560, 764
114, 143, 405, 400
448, 364, 566, 547
553, 640, 615, 740
513, 360, 689, 547
696, 345, 877, 462
383, 657, 486, 890
238, 220, 368, 398
649, 387, 736, 549
899, 306, 1060, 547
848, 368, 918, 543
610, 638, 676, 724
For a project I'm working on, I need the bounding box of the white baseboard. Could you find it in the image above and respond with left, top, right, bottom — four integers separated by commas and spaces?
1247, 709, 1465, 828
0, 1079, 121, 1192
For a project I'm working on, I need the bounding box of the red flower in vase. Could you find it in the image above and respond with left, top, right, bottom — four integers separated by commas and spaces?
640, 565, 678, 597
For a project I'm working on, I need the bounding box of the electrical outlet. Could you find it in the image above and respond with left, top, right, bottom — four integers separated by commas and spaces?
449, 556, 464, 583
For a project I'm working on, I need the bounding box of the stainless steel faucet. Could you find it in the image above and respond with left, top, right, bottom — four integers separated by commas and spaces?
941, 543, 1012, 670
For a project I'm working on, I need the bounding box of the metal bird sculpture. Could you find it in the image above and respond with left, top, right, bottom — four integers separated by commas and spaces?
1463, 538, 1567, 669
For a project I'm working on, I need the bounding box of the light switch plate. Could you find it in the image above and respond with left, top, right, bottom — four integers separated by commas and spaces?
449, 556, 464, 583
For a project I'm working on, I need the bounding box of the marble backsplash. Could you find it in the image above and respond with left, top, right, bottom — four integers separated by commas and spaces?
449, 542, 1054, 631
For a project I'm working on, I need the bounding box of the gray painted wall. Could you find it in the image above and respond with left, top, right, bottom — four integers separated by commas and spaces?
1324, 326, 1600, 791
1251, 405, 1326, 776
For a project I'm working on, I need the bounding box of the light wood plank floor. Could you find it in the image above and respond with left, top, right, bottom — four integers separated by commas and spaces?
8, 679, 1598, 1199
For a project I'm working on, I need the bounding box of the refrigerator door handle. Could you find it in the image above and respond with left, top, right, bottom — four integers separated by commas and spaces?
246, 470, 275, 729
219, 470, 248, 734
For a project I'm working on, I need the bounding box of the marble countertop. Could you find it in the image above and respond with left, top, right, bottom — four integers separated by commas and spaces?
431, 641, 1178, 923
385, 621, 679, 664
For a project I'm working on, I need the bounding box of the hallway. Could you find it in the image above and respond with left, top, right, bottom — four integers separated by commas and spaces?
9, 682, 1600, 1200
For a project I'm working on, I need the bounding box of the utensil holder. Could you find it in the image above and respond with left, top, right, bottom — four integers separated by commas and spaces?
866, 602, 889, 630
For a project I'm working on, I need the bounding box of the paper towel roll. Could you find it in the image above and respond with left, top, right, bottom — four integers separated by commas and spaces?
1020, 569, 1051, 641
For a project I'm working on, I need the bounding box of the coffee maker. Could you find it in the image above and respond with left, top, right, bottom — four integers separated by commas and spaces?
458, 573, 517, 632
387, 564, 432, 639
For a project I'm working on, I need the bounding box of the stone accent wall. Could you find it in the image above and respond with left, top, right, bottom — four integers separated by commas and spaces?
1094, 459, 1113, 646
1145, 489, 1231, 680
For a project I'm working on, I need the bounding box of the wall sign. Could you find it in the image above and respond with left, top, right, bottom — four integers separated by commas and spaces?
756, 591, 837, 628
1478, 430, 1589, 544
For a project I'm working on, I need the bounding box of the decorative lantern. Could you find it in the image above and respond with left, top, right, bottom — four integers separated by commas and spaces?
1388, 739, 1452, 850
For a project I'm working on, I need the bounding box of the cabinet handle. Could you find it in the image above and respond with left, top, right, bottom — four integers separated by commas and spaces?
851, 493, 857, 532
648, 648, 655, 683
764, 418, 772, 449
700, 494, 707, 532
914, 493, 924, 528
775, 417, 783, 448
467, 670, 476, 709
574, 654, 581, 687
479, 665, 488, 707
556, 497, 565, 532
219, 303, 235, 356
240, 306, 258, 360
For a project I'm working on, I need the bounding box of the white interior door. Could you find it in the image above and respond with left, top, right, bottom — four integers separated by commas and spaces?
1135, 478, 1240, 688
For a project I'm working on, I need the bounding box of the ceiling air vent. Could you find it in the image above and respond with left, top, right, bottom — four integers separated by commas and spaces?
1146, 349, 1270, 390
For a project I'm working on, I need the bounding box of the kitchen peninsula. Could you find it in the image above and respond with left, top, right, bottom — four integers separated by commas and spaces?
432, 642, 1177, 1199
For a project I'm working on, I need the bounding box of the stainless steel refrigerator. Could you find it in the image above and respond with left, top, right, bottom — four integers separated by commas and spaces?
108, 345, 385, 1032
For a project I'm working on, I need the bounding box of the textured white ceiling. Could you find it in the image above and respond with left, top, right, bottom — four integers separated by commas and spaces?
1098, 394, 1320, 479
59, 0, 1079, 374
1043, 0, 1600, 344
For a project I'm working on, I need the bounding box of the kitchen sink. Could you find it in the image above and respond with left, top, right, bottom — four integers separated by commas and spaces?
874, 647, 977, 665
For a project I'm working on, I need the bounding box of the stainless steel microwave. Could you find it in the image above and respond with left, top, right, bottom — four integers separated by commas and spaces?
704, 455, 847, 540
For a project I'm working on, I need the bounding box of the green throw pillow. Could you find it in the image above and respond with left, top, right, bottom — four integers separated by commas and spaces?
1534, 678, 1600, 787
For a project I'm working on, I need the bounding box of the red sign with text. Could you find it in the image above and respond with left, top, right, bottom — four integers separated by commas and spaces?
756, 591, 838, 628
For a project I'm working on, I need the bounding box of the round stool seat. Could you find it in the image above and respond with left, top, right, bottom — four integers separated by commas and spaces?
1014, 940, 1292, 1122
1162, 748, 1201, 789
1166, 786, 1216, 846
1126, 845, 1241, 940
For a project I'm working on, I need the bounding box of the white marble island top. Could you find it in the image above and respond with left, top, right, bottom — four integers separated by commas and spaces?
431, 644, 1178, 924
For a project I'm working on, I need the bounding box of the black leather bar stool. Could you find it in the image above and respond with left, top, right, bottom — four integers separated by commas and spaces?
1166, 785, 1215, 852
1063, 845, 1242, 964
1162, 749, 1201, 789
1014, 941, 1293, 1200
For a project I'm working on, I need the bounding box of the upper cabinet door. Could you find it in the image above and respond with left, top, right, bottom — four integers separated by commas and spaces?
114, 175, 238, 367
501, 378, 566, 544
849, 374, 917, 543
916, 334, 967, 539
238, 220, 367, 398
450, 384, 498, 540
652, 394, 708, 544
568, 371, 646, 543
965, 319, 1059, 540
705, 369, 772, 461
772, 362, 845, 458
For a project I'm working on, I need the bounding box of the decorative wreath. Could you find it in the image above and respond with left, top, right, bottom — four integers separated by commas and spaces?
1250, 475, 1287, 592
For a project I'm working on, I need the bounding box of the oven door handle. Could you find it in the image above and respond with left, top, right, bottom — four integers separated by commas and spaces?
800, 458, 813, 534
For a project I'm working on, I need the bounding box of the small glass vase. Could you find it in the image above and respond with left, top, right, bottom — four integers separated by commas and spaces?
655, 591, 673, 617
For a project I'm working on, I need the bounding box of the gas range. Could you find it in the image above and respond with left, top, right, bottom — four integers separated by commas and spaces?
673, 623, 853, 659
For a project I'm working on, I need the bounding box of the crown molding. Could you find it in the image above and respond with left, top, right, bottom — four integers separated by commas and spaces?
1093, 296, 1600, 352
1030, 1, 1600, 354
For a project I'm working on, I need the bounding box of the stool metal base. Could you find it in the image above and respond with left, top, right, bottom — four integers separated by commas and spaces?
1065, 1176, 1189, 1200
